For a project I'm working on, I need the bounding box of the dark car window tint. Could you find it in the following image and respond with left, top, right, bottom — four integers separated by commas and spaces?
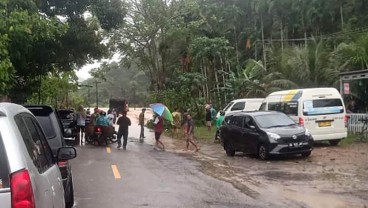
30, 118, 54, 165
243, 116, 253, 128
268, 102, 298, 116
255, 113, 295, 128
0, 133, 10, 188
303, 99, 343, 116
231, 102, 245, 111
35, 116, 56, 139
230, 116, 243, 128
224, 116, 232, 125
16, 114, 53, 173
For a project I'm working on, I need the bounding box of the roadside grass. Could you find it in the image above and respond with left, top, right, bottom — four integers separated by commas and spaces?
340, 133, 364, 146
163, 126, 217, 143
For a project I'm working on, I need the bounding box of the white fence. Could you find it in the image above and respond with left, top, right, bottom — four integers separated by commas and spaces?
347, 113, 368, 133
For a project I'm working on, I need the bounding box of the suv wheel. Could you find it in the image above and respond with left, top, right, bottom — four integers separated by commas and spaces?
301, 151, 311, 157
258, 144, 269, 160
225, 142, 235, 157
329, 140, 340, 146
65, 182, 74, 208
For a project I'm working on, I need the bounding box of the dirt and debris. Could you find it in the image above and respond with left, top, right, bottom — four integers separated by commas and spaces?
128, 108, 368, 207
169, 137, 368, 208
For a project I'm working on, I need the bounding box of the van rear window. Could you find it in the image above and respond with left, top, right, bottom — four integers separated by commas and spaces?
0, 134, 10, 189
303, 99, 344, 116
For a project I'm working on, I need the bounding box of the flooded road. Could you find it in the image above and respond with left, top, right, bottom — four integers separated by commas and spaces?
71, 108, 368, 208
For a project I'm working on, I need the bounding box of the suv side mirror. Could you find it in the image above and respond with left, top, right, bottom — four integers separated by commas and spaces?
56, 147, 77, 161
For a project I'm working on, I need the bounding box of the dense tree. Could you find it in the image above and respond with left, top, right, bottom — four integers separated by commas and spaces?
1, 0, 126, 103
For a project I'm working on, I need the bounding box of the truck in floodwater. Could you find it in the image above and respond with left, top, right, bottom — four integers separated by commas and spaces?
109, 98, 128, 114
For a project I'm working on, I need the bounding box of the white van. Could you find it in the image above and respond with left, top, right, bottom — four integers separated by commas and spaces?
219, 98, 264, 117
259, 88, 347, 145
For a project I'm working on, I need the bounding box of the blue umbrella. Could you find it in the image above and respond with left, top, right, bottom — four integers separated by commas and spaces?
149, 103, 173, 122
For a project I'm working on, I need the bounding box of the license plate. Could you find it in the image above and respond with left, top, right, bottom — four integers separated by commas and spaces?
318, 121, 331, 127
289, 142, 303, 148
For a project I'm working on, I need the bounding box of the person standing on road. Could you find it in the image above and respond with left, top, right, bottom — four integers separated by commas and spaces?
75, 105, 86, 145
153, 113, 165, 151
214, 110, 225, 143
186, 113, 200, 152
172, 108, 182, 138
139, 108, 146, 142
205, 105, 212, 131
107, 109, 114, 126
116, 111, 131, 150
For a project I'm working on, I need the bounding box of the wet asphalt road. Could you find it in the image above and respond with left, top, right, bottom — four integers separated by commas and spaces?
71, 123, 266, 208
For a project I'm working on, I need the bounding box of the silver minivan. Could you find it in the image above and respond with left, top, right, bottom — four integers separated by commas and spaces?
0, 103, 76, 208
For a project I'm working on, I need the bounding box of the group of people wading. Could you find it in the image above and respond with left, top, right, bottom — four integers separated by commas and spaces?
72, 106, 200, 152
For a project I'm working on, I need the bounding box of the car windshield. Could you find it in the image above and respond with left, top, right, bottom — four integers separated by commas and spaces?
35, 116, 56, 139
255, 113, 296, 128
0, 133, 10, 189
58, 111, 74, 120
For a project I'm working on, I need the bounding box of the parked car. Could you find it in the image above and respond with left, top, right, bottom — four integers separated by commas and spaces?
259, 88, 347, 145
25, 105, 76, 208
220, 111, 314, 160
58, 109, 77, 141
0, 103, 76, 208
217, 98, 264, 118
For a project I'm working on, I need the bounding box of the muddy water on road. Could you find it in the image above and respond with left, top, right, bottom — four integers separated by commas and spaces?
191, 143, 368, 208
115, 108, 368, 207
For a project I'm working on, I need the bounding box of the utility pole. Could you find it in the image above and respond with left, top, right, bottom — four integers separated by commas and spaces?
77, 84, 93, 107
95, 81, 101, 107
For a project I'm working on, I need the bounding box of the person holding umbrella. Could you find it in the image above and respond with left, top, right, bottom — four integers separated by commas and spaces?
150, 103, 174, 151
153, 113, 165, 150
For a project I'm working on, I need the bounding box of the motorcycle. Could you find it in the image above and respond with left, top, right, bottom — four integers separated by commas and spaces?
85, 125, 117, 146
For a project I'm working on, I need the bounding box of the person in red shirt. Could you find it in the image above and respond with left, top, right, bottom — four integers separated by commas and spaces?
153, 113, 165, 150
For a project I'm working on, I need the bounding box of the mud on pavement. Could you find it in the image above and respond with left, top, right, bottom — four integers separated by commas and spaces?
170, 137, 368, 208
127, 108, 367, 207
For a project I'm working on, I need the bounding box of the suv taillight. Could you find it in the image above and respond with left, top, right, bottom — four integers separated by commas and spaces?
299, 117, 304, 126
10, 169, 35, 208
344, 115, 349, 128
58, 160, 68, 168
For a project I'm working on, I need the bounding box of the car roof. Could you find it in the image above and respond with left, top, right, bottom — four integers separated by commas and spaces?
231, 98, 264, 102
229, 111, 283, 117
268, 87, 338, 96
0, 102, 33, 117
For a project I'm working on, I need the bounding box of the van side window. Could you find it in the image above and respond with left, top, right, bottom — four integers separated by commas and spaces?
231, 102, 245, 111
15, 114, 53, 173
0, 134, 10, 189
268, 102, 298, 116
303, 99, 344, 115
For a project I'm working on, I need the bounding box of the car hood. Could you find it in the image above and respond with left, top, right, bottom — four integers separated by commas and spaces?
262, 125, 305, 137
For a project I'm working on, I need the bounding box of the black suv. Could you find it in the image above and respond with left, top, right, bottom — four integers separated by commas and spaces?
25, 105, 75, 208
58, 109, 77, 142
220, 111, 314, 160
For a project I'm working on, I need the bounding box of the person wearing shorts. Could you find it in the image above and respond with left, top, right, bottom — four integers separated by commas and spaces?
205, 106, 212, 131
186, 113, 200, 152
153, 114, 165, 150
75, 105, 86, 145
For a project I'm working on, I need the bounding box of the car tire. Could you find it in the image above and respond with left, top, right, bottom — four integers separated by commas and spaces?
225, 142, 235, 157
65, 181, 74, 208
329, 140, 340, 146
258, 144, 269, 160
301, 151, 312, 158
